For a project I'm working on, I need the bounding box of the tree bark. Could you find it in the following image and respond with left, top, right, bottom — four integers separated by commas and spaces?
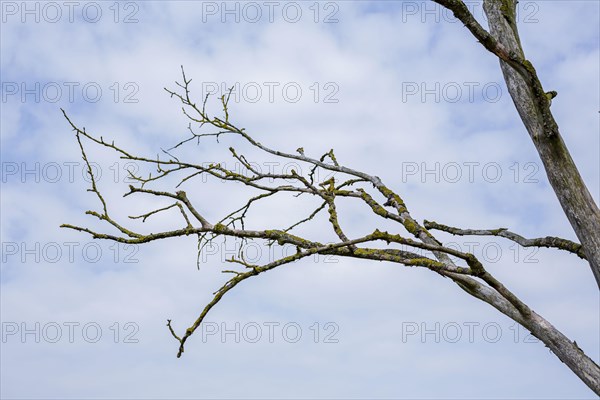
431, 0, 600, 392
482, 0, 600, 393
525, 312, 600, 394
449, 272, 600, 394
482, 0, 600, 288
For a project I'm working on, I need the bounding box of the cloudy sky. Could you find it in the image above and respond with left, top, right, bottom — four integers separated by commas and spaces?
1, 1, 599, 399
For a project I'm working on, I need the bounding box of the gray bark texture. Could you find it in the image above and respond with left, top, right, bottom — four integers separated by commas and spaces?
433, 0, 600, 394
483, 0, 600, 287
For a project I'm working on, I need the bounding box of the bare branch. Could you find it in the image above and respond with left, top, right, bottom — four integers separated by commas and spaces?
424, 220, 586, 259
61, 64, 600, 394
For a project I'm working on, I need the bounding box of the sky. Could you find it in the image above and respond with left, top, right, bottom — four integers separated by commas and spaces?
1, 1, 599, 399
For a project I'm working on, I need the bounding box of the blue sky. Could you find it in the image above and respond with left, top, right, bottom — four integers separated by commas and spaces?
1, 1, 599, 399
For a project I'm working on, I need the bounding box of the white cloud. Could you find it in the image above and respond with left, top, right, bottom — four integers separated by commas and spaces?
1, 1, 598, 399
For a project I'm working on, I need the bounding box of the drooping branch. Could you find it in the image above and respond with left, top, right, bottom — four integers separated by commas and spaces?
61, 66, 599, 394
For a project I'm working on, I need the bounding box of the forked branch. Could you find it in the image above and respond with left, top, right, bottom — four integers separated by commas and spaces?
61, 66, 599, 394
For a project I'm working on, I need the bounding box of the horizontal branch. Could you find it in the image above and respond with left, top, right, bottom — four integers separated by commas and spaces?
424, 220, 586, 259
